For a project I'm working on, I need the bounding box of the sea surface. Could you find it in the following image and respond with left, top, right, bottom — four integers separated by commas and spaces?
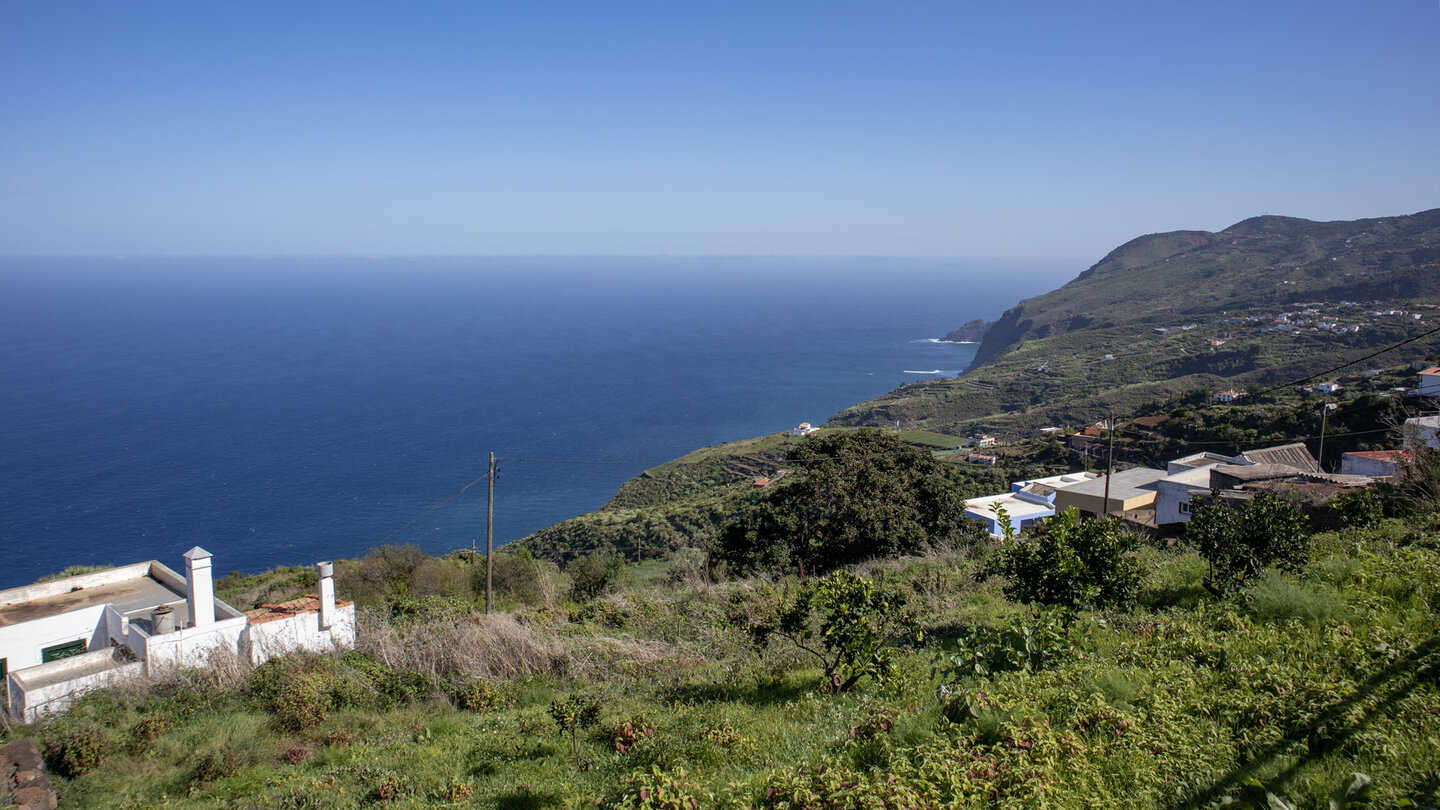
0, 256, 1073, 588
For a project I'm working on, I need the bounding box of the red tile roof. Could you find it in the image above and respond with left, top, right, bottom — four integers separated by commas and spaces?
1344, 450, 1407, 462
244, 595, 353, 625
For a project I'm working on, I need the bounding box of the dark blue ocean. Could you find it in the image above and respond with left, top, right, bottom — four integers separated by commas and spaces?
0, 257, 1073, 588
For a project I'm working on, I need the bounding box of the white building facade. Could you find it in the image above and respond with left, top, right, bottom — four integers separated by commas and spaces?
2, 549, 354, 724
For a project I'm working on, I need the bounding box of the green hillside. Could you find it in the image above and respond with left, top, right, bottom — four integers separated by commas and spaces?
833, 209, 1440, 438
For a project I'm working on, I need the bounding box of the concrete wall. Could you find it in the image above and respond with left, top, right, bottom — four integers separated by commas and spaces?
1054, 489, 1157, 519
8, 650, 145, 724
241, 605, 356, 667
0, 605, 107, 672
1339, 454, 1402, 478
0, 562, 153, 607
1155, 480, 1206, 525
134, 615, 248, 673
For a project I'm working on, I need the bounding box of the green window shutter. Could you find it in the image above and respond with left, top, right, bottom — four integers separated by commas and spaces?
41, 639, 88, 663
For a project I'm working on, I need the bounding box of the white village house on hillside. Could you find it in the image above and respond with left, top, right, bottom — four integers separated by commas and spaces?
1, 548, 354, 723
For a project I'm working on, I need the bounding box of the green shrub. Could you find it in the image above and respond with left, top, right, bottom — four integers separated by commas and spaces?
1188, 491, 1311, 593
568, 551, 626, 601
983, 508, 1142, 608
128, 712, 171, 752
272, 671, 330, 730
363, 768, 412, 802
1332, 488, 1383, 529
742, 570, 922, 694
549, 695, 602, 767
451, 676, 505, 712
848, 706, 898, 742
43, 724, 110, 777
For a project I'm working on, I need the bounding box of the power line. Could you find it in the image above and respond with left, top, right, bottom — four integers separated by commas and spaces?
375, 470, 492, 546
497, 456, 658, 466
1240, 324, 1440, 400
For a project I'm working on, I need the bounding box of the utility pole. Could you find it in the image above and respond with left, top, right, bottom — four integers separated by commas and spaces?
1318, 403, 1338, 470
1103, 415, 1115, 517
486, 451, 495, 615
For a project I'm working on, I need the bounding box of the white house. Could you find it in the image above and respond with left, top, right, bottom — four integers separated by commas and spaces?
1417, 367, 1440, 398
1403, 415, 1440, 451
1316, 382, 1342, 394
1153, 452, 1251, 525
1216, 390, 1244, 403
788, 422, 819, 437
1339, 450, 1407, 478
2, 549, 355, 724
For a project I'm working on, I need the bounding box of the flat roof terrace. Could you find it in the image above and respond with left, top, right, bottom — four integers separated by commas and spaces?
0, 574, 183, 627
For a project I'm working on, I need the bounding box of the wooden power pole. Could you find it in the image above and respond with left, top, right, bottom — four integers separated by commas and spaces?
486, 451, 495, 615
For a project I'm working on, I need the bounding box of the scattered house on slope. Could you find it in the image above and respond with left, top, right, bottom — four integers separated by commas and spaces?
1417, 367, 1440, 398
1316, 382, 1342, 394
1068, 422, 1114, 457
1339, 450, 1407, 478
2, 549, 354, 723
788, 422, 819, 437
961, 472, 1099, 537
966, 453, 997, 465
971, 434, 996, 448
1053, 467, 1167, 520
1237, 442, 1321, 474
752, 477, 772, 488
1216, 390, 1244, 403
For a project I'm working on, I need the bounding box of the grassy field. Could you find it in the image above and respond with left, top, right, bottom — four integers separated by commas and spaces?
11, 516, 1439, 809
897, 429, 969, 449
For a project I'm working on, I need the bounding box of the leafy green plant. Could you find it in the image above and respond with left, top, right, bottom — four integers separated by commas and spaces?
607, 714, 657, 753
606, 765, 705, 809
450, 676, 505, 712
848, 706, 898, 742
1332, 488, 1383, 530
744, 570, 922, 693
932, 606, 1086, 679
549, 695, 601, 767
1188, 491, 1311, 593
983, 508, 1142, 608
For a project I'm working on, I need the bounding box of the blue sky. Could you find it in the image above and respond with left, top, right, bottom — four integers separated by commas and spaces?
2, 1, 1437, 259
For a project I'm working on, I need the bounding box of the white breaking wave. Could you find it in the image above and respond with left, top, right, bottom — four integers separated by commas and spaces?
904, 369, 957, 375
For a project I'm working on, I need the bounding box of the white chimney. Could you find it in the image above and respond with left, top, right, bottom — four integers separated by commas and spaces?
184, 546, 215, 628
317, 561, 335, 630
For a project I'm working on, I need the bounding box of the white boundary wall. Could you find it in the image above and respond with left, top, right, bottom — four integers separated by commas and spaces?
242, 605, 356, 667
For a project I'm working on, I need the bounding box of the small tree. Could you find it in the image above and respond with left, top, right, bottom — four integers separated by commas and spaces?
1187, 490, 1310, 594
549, 696, 601, 768
983, 508, 1142, 608
568, 552, 625, 601
744, 571, 921, 694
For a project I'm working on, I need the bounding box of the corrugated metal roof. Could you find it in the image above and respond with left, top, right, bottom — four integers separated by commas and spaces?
1239, 442, 1320, 473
